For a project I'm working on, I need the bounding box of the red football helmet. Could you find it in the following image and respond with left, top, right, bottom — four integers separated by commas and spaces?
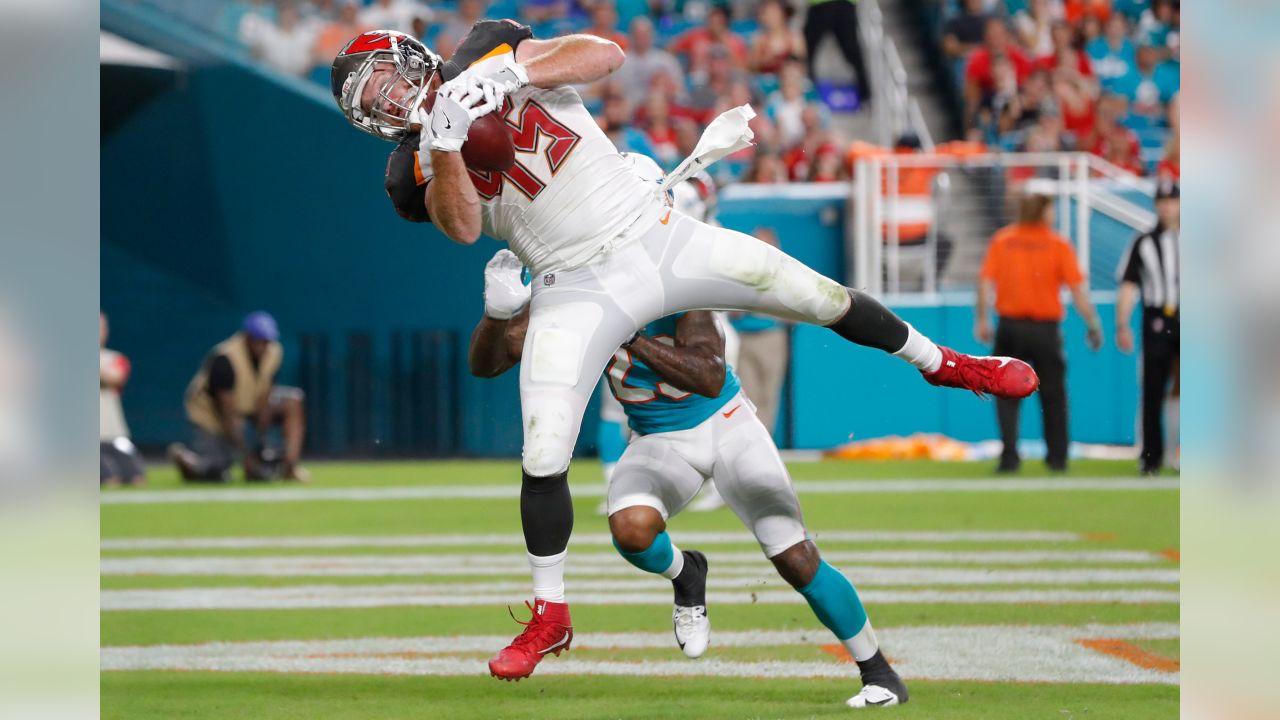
331, 30, 441, 141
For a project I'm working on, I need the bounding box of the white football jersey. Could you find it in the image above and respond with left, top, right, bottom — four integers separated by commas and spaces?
415, 85, 665, 275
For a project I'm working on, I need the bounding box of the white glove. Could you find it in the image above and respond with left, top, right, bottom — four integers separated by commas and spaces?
483, 249, 530, 320
421, 76, 505, 153
465, 52, 529, 94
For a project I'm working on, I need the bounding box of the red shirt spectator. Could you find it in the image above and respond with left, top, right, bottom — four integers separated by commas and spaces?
966, 20, 1032, 95
669, 5, 749, 69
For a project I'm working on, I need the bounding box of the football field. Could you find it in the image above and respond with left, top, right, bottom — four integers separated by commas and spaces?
101, 459, 1179, 719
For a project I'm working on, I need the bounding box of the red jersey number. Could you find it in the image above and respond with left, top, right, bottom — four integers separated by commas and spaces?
468, 99, 581, 201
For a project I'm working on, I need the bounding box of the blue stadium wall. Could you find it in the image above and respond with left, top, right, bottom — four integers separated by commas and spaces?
102, 25, 1140, 457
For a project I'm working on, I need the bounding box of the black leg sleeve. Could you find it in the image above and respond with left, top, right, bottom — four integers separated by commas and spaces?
825, 288, 910, 353
520, 469, 575, 557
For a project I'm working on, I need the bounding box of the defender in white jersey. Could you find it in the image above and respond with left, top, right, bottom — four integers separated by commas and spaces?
330, 24, 1039, 682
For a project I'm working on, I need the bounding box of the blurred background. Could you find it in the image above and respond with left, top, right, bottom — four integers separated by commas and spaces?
99, 0, 1180, 467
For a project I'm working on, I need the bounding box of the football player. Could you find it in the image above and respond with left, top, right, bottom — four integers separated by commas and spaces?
331, 24, 1038, 681
470, 249, 909, 708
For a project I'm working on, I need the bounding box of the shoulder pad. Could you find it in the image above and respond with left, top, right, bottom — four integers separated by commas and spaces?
442, 19, 534, 82
385, 133, 430, 223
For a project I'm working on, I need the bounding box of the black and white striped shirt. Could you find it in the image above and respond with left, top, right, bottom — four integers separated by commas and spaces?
1117, 226, 1179, 317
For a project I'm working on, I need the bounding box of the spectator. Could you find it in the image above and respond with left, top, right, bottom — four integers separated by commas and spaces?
999, 68, 1054, 135
802, 0, 871, 102
781, 104, 836, 180
965, 18, 1032, 128
100, 314, 145, 487
1076, 11, 1103, 46
234, 0, 278, 49
744, 148, 788, 183
1115, 180, 1180, 475
599, 86, 656, 157
439, 0, 490, 52
748, 0, 806, 76
301, 0, 339, 35
766, 60, 817, 147
312, 0, 372, 68
1036, 20, 1095, 82
1051, 67, 1097, 144
1111, 41, 1179, 121
634, 92, 684, 169
1082, 92, 1137, 160
359, 0, 430, 32
942, 0, 991, 65
1013, 0, 1062, 58
585, 2, 628, 50
976, 193, 1103, 473
612, 17, 683, 107
670, 4, 749, 72
1135, 0, 1179, 60
1086, 12, 1136, 94
1063, 0, 1111, 25
730, 229, 790, 435
169, 312, 309, 483
249, 2, 317, 78
522, 0, 567, 28
689, 46, 748, 121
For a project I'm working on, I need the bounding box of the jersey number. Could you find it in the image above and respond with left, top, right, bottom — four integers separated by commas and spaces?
606, 337, 692, 404
468, 99, 581, 201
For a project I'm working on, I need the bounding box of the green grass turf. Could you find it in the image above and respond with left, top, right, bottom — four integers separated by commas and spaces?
101, 673, 1178, 720
102, 459, 1179, 718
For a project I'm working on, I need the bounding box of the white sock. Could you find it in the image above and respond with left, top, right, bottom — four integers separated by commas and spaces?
842, 620, 880, 663
528, 550, 567, 603
661, 544, 685, 580
893, 324, 942, 373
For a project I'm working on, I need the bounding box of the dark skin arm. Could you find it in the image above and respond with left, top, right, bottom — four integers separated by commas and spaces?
468, 307, 530, 378
467, 309, 726, 400
626, 311, 727, 398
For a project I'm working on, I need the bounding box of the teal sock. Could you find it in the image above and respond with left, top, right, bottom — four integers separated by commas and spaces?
614, 530, 683, 578
797, 560, 869, 641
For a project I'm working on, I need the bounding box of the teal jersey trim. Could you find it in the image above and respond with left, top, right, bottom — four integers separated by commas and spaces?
603, 314, 741, 435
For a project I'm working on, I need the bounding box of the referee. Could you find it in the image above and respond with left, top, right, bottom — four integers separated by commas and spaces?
976, 193, 1103, 472
1116, 180, 1180, 475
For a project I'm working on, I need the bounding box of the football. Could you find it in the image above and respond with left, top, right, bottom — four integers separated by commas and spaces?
423, 91, 515, 172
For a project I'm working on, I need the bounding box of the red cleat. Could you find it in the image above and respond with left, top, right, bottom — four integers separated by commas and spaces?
488, 598, 573, 681
923, 347, 1039, 399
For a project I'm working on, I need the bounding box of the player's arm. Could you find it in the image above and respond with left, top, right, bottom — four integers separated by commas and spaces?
425, 154, 482, 244
514, 35, 625, 87
469, 308, 529, 378
627, 311, 727, 398
468, 250, 532, 377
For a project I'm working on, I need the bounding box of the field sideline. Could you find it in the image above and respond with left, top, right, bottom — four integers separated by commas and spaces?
102, 459, 1179, 719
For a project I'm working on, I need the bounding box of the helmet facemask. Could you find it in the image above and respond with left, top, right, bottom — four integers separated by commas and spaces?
337, 35, 439, 142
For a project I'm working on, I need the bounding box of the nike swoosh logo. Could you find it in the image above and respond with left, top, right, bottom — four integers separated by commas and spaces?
868, 697, 893, 706
442, 115, 452, 130
538, 631, 571, 655
721, 404, 742, 419
659, 209, 672, 225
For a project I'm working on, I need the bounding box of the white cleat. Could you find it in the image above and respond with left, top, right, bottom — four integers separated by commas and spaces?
673, 604, 710, 658
846, 684, 903, 709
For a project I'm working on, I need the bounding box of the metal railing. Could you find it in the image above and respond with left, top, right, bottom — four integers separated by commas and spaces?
859, 0, 934, 149
849, 151, 1157, 298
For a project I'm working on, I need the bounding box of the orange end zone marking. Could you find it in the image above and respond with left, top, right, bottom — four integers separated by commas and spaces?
1076, 638, 1179, 673
820, 643, 854, 664
819, 645, 895, 666
1082, 532, 1116, 541
1160, 548, 1180, 563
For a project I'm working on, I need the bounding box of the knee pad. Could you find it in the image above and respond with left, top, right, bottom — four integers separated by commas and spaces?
522, 434, 574, 477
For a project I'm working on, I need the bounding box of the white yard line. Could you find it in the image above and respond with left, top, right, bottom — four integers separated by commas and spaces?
101, 585, 1180, 611
100, 529, 1084, 550
100, 477, 1178, 505
101, 554, 1179, 582
101, 623, 1179, 685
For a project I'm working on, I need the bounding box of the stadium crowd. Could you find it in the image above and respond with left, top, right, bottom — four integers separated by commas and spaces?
185, 0, 865, 184
939, 0, 1179, 177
